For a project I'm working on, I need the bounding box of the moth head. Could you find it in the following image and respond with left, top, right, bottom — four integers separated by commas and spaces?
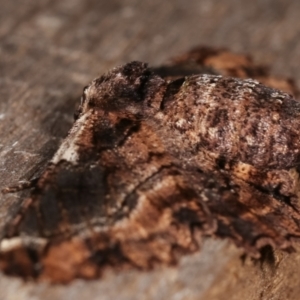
75, 61, 165, 119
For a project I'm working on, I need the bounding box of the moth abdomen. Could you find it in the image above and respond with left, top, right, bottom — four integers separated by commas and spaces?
156, 75, 300, 170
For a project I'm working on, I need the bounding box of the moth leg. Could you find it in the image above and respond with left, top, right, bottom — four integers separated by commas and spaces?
3, 196, 35, 238
2, 178, 39, 194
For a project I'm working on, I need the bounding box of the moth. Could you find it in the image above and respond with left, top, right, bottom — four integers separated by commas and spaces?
1, 48, 300, 283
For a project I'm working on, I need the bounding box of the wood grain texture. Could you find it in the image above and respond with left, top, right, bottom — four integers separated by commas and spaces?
1, 0, 300, 299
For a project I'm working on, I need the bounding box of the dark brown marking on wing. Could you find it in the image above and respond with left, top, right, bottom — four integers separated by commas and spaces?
1, 49, 300, 283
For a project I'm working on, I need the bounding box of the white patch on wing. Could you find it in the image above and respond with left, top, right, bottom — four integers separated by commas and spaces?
0, 237, 23, 252
0, 236, 47, 252
51, 112, 90, 164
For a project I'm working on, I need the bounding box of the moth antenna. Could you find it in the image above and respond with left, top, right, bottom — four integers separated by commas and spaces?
1, 178, 39, 194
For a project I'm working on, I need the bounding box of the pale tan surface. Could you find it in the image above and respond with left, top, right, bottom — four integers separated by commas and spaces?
1, 0, 300, 299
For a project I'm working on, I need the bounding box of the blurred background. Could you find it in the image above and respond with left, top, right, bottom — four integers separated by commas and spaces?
1, 0, 300, 88
1, 1, 300, 299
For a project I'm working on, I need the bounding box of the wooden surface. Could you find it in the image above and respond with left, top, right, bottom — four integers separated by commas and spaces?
1, 0, 300, 299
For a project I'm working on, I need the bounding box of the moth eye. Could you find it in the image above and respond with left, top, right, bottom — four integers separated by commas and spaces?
80, 86, 89, 105
83, 86, 89, 94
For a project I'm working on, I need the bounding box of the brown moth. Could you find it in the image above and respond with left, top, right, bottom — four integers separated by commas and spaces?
1, 50, 300, 283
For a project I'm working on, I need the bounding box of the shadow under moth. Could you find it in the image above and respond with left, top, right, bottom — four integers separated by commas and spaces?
1, 47, 300, 283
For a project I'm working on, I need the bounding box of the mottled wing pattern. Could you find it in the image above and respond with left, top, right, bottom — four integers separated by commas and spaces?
151, 73, 300, 254
0, 111, 215, 282
1, 48, 300, 283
